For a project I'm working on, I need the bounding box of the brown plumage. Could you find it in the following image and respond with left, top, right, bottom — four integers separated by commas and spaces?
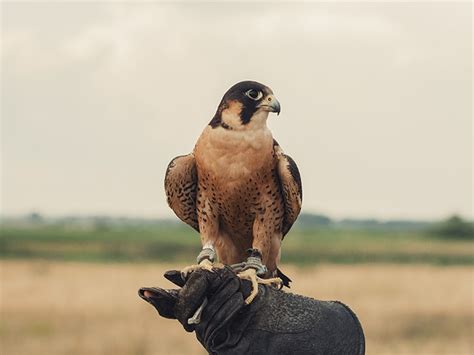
165, 81, 302, 286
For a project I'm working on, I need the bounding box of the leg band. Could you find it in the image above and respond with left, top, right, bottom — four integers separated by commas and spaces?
197, 247, 216, 264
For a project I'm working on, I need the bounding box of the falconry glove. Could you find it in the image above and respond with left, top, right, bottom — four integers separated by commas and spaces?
139, 267, 365, 355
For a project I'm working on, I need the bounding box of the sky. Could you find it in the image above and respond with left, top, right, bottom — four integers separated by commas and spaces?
1, 1, 472, 220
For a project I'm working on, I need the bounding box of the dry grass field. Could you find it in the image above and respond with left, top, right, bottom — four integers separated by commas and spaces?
1, 260, 473, 355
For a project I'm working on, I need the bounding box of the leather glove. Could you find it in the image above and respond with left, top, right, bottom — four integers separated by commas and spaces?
139, 267, 365, 355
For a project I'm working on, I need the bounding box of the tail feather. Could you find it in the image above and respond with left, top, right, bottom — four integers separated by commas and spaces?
277, 268, 292, 288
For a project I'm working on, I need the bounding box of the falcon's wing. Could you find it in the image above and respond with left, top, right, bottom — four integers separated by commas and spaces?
164, 154, 199, 232
275, 143, 303, 238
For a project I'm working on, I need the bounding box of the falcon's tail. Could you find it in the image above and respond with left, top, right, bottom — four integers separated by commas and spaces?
277, 268, 292, 288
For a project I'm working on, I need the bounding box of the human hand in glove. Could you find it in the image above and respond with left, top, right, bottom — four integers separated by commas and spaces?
139, 266, 365, 355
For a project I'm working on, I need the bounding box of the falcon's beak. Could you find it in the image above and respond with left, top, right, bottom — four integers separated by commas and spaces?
258, 95, 281, 115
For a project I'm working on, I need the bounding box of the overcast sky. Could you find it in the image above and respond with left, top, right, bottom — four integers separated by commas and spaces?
1, 2, 472, 220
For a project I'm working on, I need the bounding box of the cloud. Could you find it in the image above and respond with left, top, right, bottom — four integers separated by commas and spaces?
3, 3, 402, 73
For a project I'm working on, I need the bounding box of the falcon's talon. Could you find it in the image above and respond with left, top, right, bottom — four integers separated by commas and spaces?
181, 258, 214, 280
237, 268, 283, 305
258, 276, 283, 288
238, 268, 260, 304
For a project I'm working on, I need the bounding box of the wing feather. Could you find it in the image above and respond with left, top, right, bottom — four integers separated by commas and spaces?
164, 154, 199, 232
275, 144, 303, 238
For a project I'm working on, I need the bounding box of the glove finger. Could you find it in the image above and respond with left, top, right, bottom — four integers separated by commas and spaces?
193, 268, 245, 343
164, 270, 186, 287
200, 270, 242, 323
175, 270, 212, 330
138, 287, 179, 319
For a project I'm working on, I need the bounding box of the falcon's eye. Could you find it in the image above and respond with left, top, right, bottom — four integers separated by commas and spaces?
245, 89, 263, 101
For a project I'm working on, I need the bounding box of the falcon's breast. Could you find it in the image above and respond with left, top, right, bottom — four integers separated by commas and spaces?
165, 125, 302, 239
194, 125, 274, 183
193, 125, 279, 234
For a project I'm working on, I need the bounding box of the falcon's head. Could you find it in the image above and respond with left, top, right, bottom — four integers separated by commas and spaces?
210, 81, 281, 131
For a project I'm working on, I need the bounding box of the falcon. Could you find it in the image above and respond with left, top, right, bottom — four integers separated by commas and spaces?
165, 81, 302, 303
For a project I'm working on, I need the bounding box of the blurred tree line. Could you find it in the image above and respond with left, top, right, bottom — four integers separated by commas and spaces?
2, 212, 472, 240
431, 215, 473, 240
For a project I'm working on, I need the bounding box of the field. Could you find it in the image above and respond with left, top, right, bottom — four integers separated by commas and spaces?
1, 261, 473, 355
1, 222, 473, 354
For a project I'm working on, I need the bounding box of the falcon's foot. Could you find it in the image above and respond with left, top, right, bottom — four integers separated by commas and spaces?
232, 250, 283, 304
181, 258, 214, 278
181, 247, 224, 279
237, 268, 282, 304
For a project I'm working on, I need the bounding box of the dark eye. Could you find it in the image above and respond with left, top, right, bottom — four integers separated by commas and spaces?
245, 89, 263, 101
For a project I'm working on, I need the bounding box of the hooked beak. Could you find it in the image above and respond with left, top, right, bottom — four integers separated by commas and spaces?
258, 95, 281, 115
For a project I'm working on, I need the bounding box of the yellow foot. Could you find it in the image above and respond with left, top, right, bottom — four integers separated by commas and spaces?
237, 268, 283, 305
181, 259, 214, 278
181, 260, 225, 279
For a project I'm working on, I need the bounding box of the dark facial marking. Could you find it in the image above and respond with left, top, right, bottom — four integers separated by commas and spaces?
209, 100, 229, 128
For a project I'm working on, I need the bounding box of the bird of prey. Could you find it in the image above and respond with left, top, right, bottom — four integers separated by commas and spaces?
165, 81, 302, 303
